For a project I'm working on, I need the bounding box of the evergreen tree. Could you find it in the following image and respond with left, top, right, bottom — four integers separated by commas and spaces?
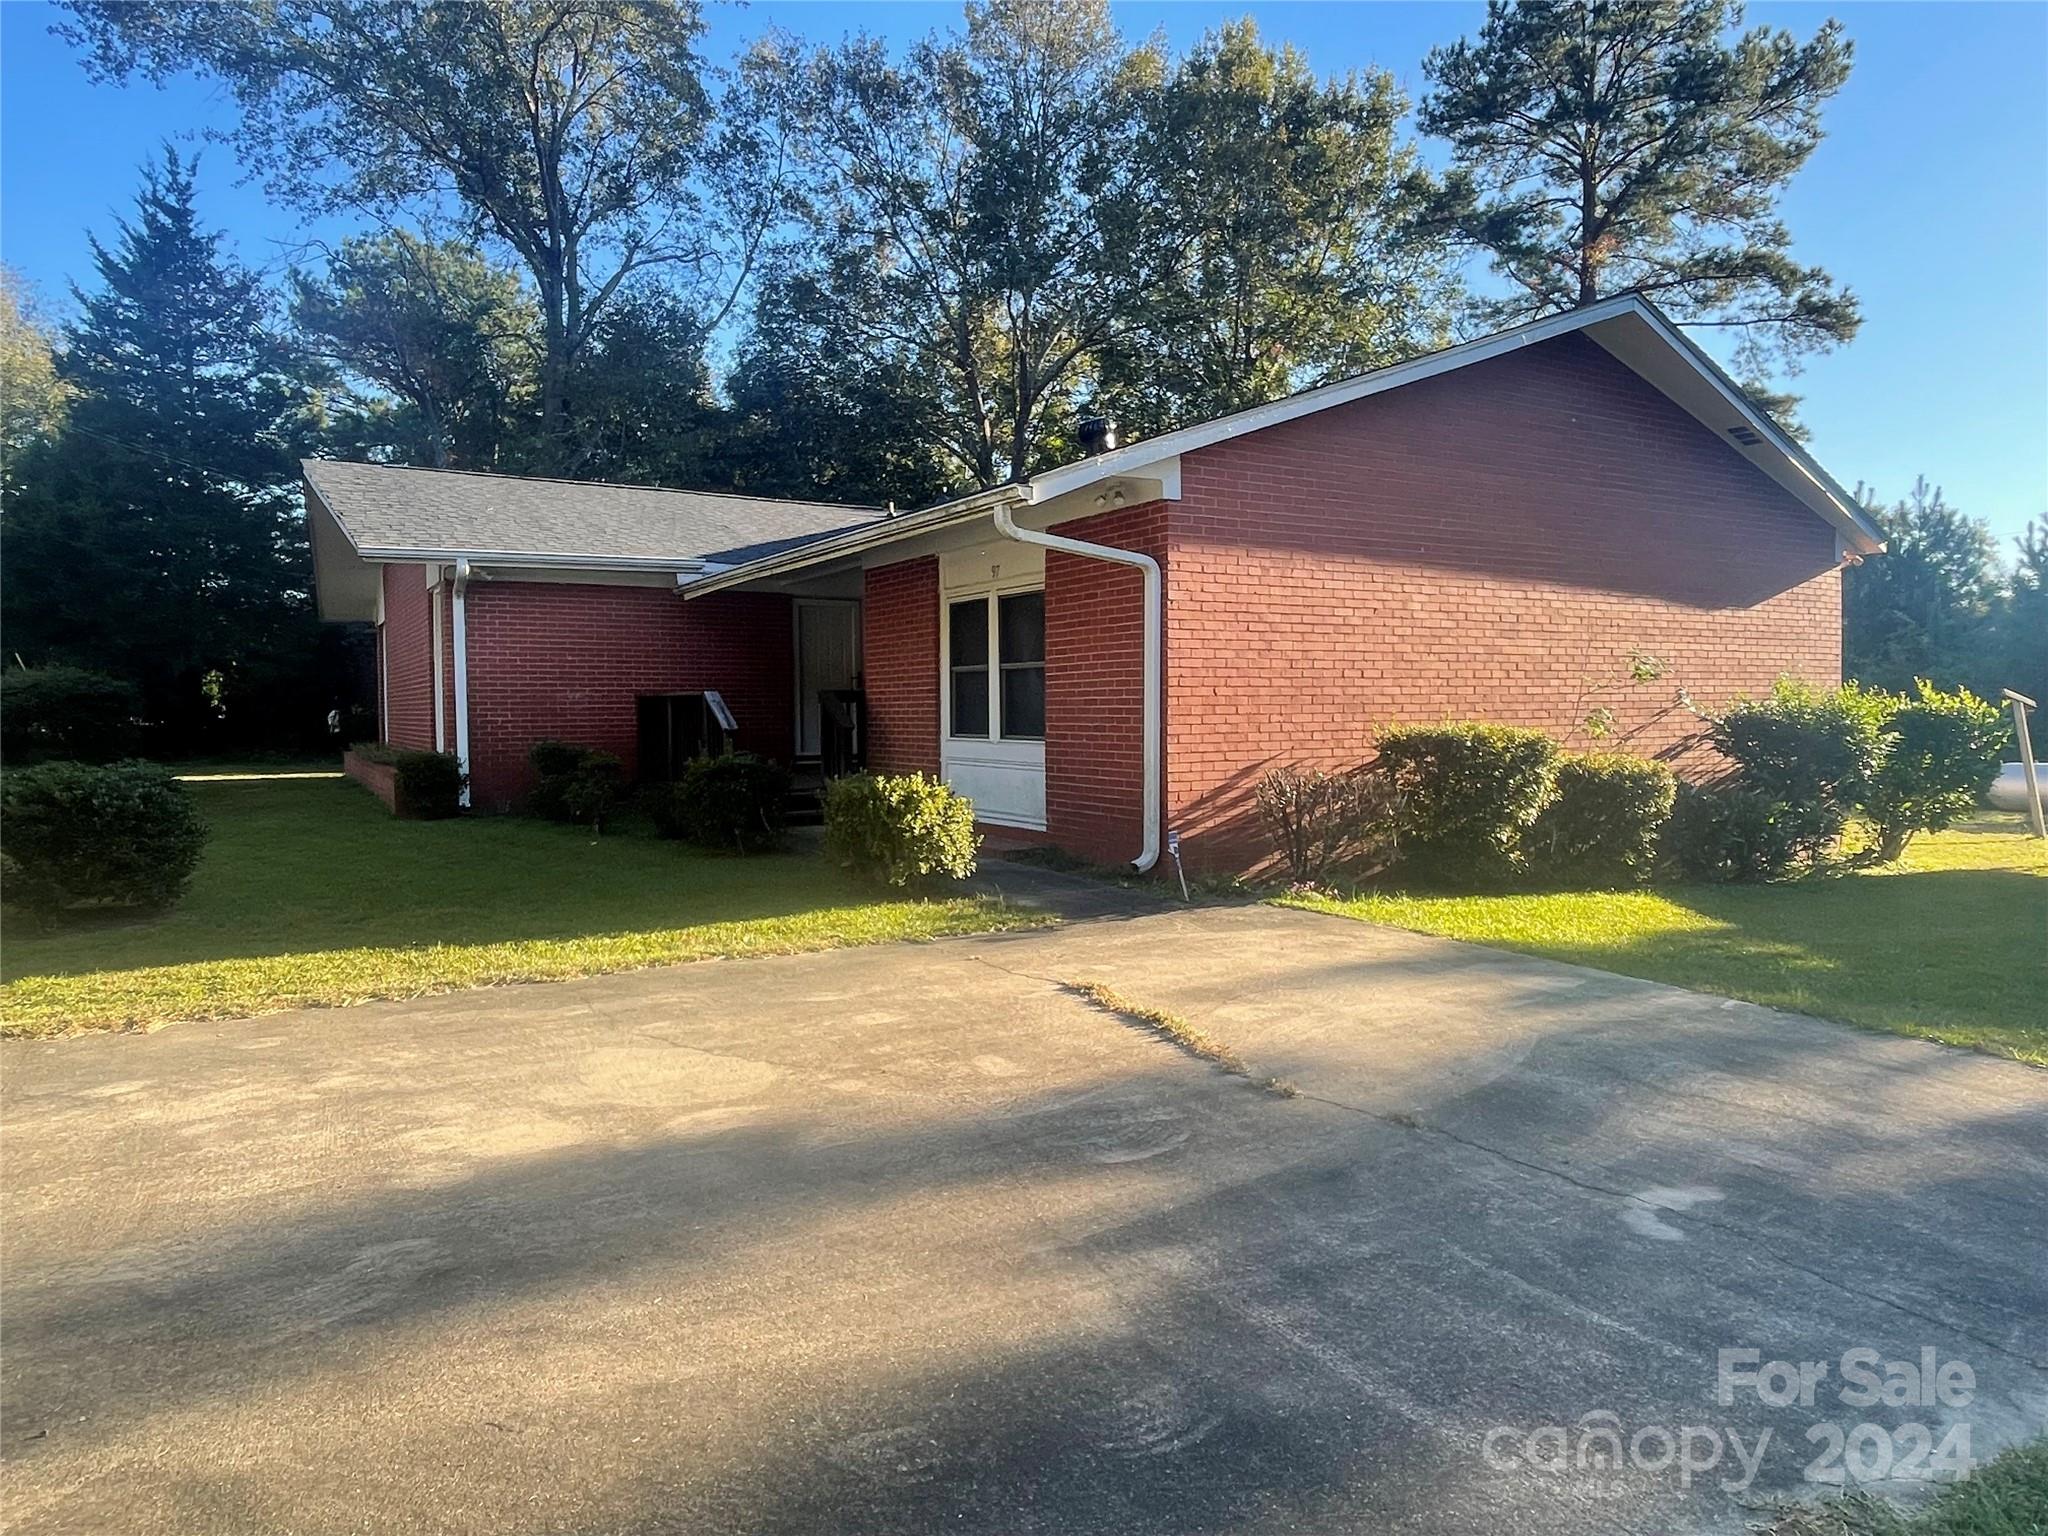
1, 148, 319, 750
1844, 477, 2003, 698
1993, 520, 2048, 715
1419, 0, 1858, 386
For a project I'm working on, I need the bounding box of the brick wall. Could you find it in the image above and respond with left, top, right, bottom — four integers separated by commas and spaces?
1162, 331, 1843, 873
862, 557, 940, 775
380, 563, 436, 751
460, 582, 793, 810
1044, 503, 1169, 865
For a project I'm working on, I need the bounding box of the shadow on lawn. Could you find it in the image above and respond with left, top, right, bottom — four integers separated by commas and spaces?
3, 775, 1014, 979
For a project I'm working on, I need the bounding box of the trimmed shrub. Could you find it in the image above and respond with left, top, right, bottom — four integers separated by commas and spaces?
1529, 753, 1677, 887
1, 760, 207, 917
1710, 679, 1886, 866
392, 750, 465, 819
0, 666, 139, 764
562, 753, 624, 833
350, 743, 466, 818
657, 752, 791, 853
527, 740, 619, 828
527, 739, 589, 779
1255, 764, 1401, 886
1662, 782, 1803, 884
1375, 724, 1561, 887
1862, 681, 2007, 862
823, 771, 978, 886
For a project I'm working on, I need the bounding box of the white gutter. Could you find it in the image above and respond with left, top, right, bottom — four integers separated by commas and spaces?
991, 501, 1161, 874
451, 557, 473, 809
358, 546, 715, 573
681, 486, 1028, 600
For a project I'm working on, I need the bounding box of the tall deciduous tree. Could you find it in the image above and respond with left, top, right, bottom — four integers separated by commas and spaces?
293, 233, 537, 471
1, 149, 316, 746
772, 0, 1161, 488
1101, 21, 1459, 438
62, 0, 789, 472
563, 284, 724, 487
1419, 0, 1858, 382
0, 268, 71, 488
718, 266, 954, 509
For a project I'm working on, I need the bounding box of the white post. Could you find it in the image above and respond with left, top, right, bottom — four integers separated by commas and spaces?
2006, 690, 2045, 840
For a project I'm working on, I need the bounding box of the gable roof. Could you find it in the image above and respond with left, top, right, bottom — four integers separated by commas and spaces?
1030, 294, 1880, 553
304, 460, 884, 569
684, 294, 1882, 600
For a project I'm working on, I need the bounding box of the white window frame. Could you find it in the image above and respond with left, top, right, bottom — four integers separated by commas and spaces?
937, 546, 1046, 829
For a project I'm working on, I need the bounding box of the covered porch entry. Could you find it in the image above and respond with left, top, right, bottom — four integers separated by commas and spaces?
678, 478, 1168, 867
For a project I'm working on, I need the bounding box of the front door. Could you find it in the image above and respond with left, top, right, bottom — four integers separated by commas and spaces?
795, 600, 861, 757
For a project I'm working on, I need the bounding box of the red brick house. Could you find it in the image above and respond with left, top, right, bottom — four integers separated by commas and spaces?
309, 295, 1882, 873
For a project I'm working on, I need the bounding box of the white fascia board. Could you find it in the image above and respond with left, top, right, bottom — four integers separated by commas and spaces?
1029, 455, 1182, 508
1025, 293, 1881, 555
1604, 304, 1883, 552
685, 291, 1881, 595
1024, 296, 1648, 501
352, 545, 711, 573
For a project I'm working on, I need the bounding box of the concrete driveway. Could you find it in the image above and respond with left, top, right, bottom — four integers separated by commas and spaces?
5, 895, 2045, 1534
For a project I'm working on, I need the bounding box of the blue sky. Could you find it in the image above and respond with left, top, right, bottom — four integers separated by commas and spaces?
3, 0, 2043, 545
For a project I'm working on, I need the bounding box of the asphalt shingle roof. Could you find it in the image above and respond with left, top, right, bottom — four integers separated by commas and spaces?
303, 460, 885, 567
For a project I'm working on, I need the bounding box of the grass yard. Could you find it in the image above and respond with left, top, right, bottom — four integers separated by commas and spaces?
1, 769, 1044, 1036
1759, 1436, 2048, 1535
1280, 816, 2048, 1066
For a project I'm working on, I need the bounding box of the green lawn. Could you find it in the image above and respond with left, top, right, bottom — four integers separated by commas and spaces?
1, 770, 1043, 1036
1758, 1436, 2048, 1535
1279, 816, 2048, 1066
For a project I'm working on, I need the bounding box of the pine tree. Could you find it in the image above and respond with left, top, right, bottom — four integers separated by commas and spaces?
1419, 0, 1858, 386
1994, 520, 2048, 713
1844, 477, 2003, 699
1, 147, 319, 749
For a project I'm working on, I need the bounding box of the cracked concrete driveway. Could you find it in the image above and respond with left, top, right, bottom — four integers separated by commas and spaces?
5, 895, 2045, 1534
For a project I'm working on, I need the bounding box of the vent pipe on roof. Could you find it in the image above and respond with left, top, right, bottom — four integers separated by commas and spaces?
1077, 417, 1118, 457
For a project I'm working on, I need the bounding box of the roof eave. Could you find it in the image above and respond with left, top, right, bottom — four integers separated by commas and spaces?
1617, 303, 1884, 554
351, 545, 715, 574
681, 484, 1031, 599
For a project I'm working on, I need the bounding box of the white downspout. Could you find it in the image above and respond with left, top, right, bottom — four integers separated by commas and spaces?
991, 501, 1161, 873
452, 558, 473, 809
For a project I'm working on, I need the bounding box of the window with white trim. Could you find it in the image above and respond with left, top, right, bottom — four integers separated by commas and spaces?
997, 591, 1045, 739
947, 589, 1045, 741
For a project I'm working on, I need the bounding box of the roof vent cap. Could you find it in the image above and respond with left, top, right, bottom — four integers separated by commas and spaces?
1077, 416, 1118, 457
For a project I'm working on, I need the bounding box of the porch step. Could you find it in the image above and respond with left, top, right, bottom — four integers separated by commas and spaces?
784, 760, 827, 825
